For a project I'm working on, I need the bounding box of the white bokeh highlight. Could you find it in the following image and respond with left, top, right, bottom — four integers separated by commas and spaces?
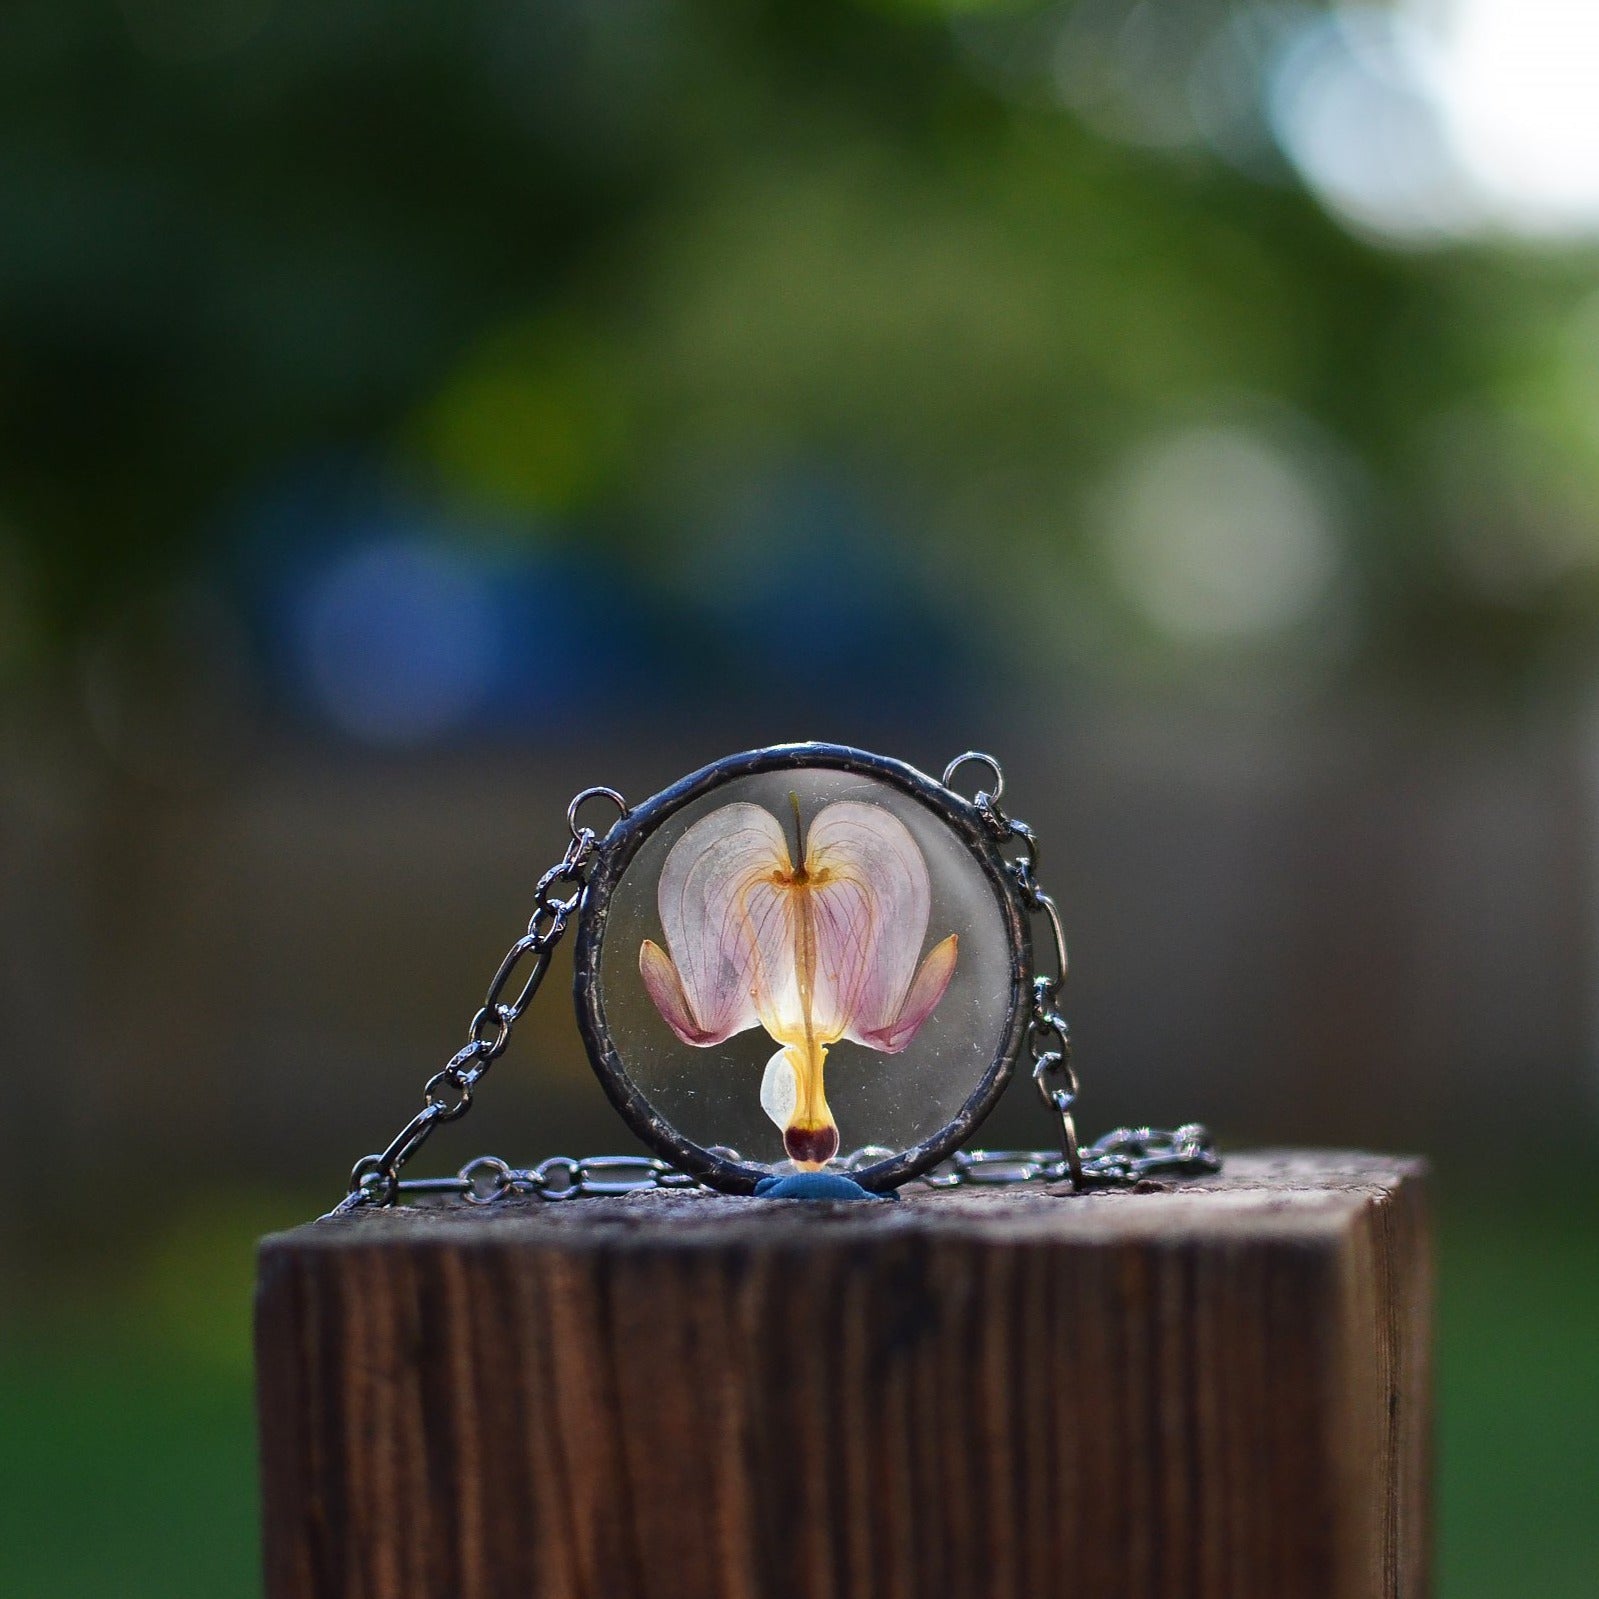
1270, 0, 1599, 244
1101, 423, 1343, 642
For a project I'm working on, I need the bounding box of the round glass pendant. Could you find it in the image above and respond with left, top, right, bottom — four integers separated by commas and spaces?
573, 744, 1031, 1193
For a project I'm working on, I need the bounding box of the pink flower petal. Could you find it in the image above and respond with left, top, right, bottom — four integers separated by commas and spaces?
647, 801, 792, 1047
639, 939, 725, 1046
805, 801, 949, 1050
851, 933, 958, 1053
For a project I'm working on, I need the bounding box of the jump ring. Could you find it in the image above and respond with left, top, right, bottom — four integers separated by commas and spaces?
424, 1069, 474, 1120
461, 1155, 513, 1205
941, 752, 1005, 806
567, 787, 628, 842
467, 1004, 512, 1056
348, 1155, 397, 1206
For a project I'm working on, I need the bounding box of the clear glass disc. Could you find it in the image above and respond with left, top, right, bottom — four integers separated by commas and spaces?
579, 756, 1025, 1184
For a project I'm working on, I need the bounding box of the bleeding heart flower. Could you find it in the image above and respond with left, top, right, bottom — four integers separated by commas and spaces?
639, 796, 958, 1168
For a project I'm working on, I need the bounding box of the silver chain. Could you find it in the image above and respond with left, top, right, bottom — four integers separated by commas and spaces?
360, 1129, 1221, 1207
939, 751, 1219, 1193
326, 758, 1218, 1217
323, 785, 628, 1218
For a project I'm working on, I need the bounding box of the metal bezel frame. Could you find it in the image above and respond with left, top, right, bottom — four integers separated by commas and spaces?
572, 742, 1033, 1194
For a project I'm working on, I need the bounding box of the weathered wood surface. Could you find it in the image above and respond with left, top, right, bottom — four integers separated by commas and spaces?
256, 1150, 1430, 1599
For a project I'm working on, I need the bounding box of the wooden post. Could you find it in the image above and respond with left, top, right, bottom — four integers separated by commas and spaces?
256, 1150, 1430, 1599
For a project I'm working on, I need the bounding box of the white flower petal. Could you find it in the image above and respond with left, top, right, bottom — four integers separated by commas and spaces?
759, 1047, 798, 1131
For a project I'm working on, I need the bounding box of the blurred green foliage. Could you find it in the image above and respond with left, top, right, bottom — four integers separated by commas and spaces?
1436, 1171, 1599, 1598
1, 1331, 259, 1596
0, 1190, 313, 1598
3, 0, 1599, 695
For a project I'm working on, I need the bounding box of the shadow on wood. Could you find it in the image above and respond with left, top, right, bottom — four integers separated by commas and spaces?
256, 1150, 1430, 1599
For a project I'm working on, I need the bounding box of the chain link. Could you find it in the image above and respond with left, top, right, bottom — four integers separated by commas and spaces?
323, 787, 627, 1218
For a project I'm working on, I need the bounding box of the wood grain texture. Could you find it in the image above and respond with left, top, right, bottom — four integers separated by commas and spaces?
256, 1150, 1431, 1599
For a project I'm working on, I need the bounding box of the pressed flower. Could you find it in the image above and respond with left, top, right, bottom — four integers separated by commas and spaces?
639, 796, 958, 1167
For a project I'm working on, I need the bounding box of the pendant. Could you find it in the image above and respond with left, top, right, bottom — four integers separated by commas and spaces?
573, 743, 1031, 1194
